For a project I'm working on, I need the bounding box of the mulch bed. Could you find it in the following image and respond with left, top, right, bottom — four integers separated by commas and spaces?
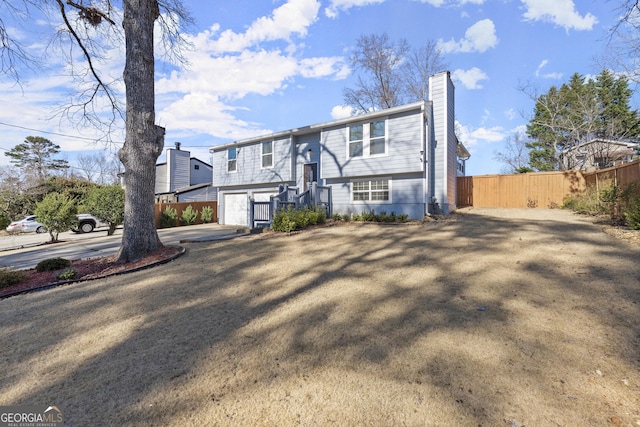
0, 245, 184, 299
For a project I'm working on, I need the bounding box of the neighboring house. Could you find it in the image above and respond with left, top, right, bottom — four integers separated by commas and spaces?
560, 138, 638, 172
457, 141, 471, 176
211, 71, 468, 226
155, 143, 217, 202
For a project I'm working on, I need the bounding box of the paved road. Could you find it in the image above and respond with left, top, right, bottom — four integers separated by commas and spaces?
0, 224, 244, 270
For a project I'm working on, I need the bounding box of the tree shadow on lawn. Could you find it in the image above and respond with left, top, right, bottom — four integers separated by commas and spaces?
0, 211, 638, 426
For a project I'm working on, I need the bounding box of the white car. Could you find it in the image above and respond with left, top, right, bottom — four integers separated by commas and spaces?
5, 215, 47, 234
73, 214, 110, 233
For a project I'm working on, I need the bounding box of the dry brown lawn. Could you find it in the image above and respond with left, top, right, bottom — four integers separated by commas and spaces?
1, 208, 639, 427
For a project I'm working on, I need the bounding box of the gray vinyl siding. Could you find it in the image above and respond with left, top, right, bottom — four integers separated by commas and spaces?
213, 136, 294, 188
430, 71, 455, 214
155, 163, 168, 194
169, 149, 190, 191
320, 108, 424, 179
328, 173, 425, 220
190, 159, 213, 185
177, 186, 217, 202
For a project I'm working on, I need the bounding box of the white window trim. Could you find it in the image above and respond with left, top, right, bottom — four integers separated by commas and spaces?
227, 148, 237, 173
261, 141, 274, 169
346, 118, 388, 160
351, 177, 392, 204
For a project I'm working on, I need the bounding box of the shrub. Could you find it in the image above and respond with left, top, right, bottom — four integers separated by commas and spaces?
180, 205, 198, 225
563, 187, 604, 215
0, 268, 26, 289
271, 206, 326, 232
377, 210, 397, 222
35, 192, 78, 242
351, 209, 408, 223
624, 196, 640, 230
160, 206, 178, 228
36, 257, 71, 272
84, 185, 125, 236
600, 184, 622, 222
56, 268, 77, 281
360, 209, 376, 222
201, 205, 214, 223
331, 213, 343, 221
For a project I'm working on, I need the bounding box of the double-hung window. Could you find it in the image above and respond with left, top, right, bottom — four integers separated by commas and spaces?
348, 124, 363, 158
369, 120, 386, 155
347, 119, 386, 159
262, 141, 273, 168
352, 179, 390, 202
227, 147, 237, 172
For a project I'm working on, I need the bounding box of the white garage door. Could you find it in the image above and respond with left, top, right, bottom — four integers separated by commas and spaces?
223, 193, 248, 226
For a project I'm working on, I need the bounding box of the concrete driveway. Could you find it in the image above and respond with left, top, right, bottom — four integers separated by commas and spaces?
0, 223, 244, 270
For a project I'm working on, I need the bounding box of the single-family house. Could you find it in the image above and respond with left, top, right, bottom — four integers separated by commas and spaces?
155, 143, 217, 202
211, 71, 467, 226
560, 138, 638, 172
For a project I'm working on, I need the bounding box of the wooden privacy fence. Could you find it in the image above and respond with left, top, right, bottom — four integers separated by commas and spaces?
457, 171, 586, 208
154, 201, 218, 228
583, 159, 640, 192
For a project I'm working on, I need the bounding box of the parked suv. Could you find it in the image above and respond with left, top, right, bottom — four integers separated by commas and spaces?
73, 214, 109, 233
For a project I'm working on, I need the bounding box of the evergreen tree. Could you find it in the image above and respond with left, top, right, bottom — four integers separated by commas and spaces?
525, 70, 640, 171
4, 136, 69, 183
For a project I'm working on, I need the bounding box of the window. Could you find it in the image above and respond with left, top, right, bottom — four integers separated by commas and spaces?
347, 119, 386, 159
352, 179, 390, 202
194, 164, 200, 170
369, 120, 386, 155
262, 141, 273, 168
349, 124, 363, 158
352, 180, 369, 200
227, 148, 237, 172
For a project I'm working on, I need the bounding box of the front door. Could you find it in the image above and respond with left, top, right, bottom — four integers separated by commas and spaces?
304, 163, 318, 191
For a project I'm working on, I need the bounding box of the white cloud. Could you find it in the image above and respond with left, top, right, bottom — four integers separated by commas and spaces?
535, 59, 563, 79
158, 93, 271, 141
452, 67, 489, 89
437, 19, 498, 53
211, 0, 321, 52
153, 1, 349, 141
413, 0, 487, 6
457, 121, 507, 147
325, 0, 484, 17
504, 108, 518, 120
325, 0, 387, 18
521, 0, 598, 31
330, 105, 355, 119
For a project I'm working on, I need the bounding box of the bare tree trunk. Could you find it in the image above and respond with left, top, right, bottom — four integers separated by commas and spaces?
116, 0, 164, 262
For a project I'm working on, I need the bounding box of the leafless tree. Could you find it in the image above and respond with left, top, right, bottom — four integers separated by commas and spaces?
1, 0, 192, 262
493, 132, 533, 174
76, 151, 123, 184
403, 40, 448, 104
605, 0, 640, 83
344, 33, 447, 114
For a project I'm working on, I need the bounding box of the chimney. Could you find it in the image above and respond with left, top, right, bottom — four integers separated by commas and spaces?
175, 141, 181, 150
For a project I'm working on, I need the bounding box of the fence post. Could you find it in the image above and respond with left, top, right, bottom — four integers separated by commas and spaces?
249, 198, 254, 229
311, 182, 317, 208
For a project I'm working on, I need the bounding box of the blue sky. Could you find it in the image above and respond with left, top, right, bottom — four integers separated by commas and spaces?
0, 0, 635, 176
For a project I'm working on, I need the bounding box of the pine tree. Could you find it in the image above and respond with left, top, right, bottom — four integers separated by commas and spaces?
4, 136, 69, 183
525, 70, 640, 171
